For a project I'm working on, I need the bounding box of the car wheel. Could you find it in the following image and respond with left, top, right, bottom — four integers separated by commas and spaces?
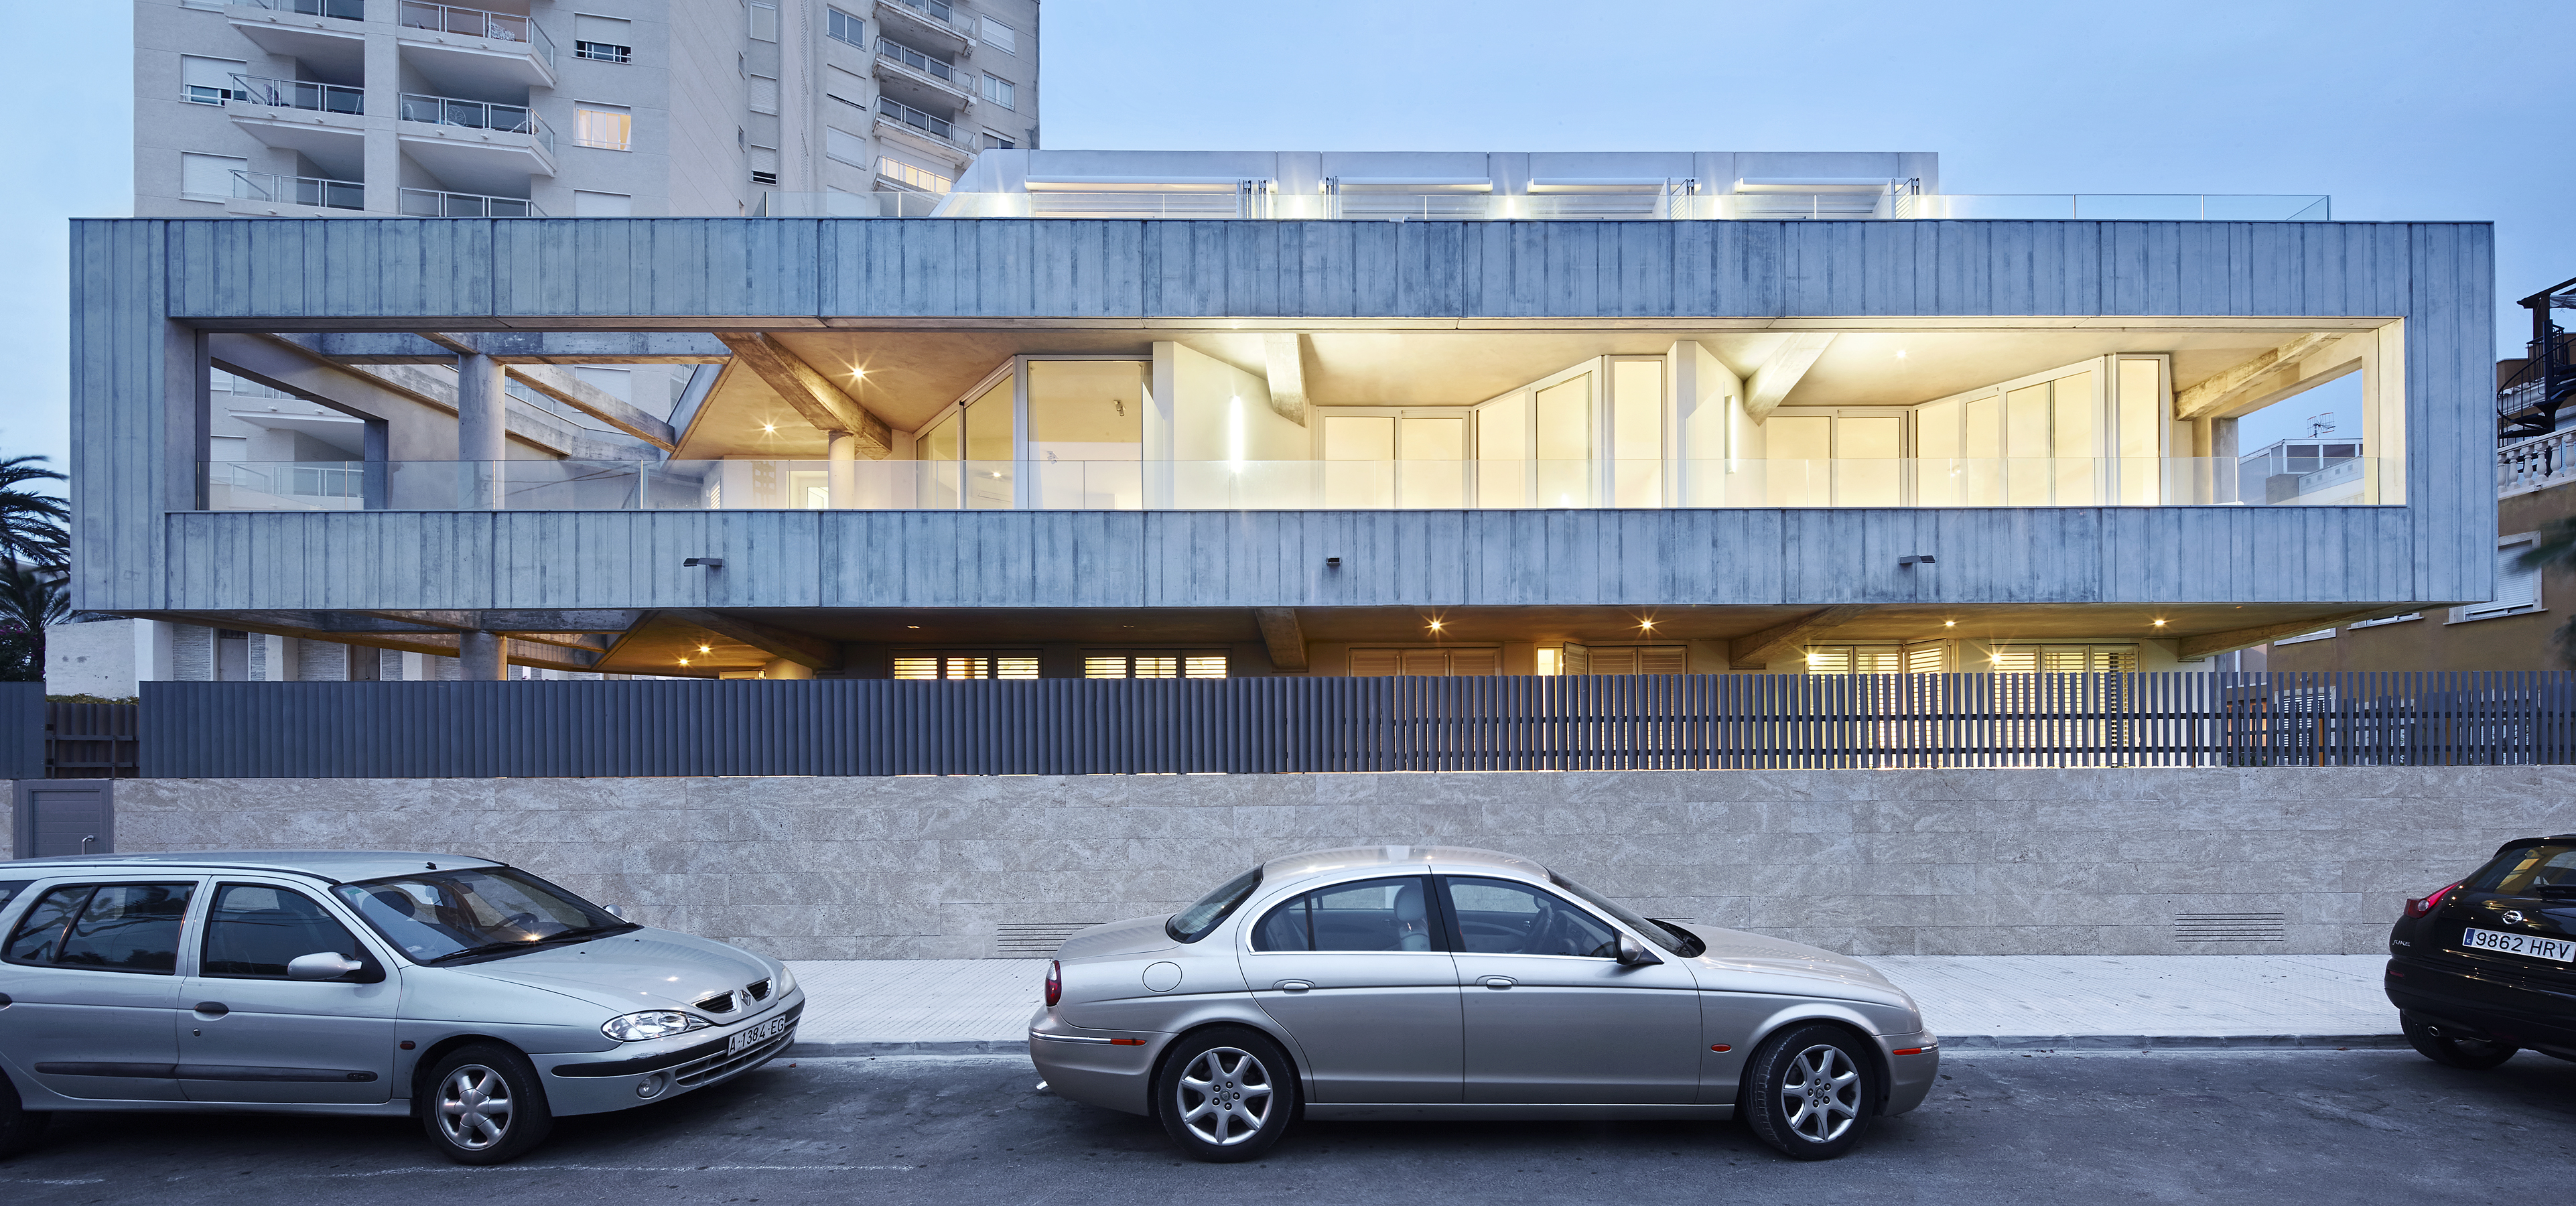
0, 1069, 50, 1160
417, 1044, 555, 1165
2401, 1012, 2517, 1070
1155, 1027, 1296, 1162
1742, 1024, 1875, 1160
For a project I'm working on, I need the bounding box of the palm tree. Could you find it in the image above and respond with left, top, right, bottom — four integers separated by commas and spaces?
0, 454, 69, 570
0, 560, 66, 681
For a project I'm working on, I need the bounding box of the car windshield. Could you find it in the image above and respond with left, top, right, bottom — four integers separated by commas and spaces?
332, 867, 632, 963
2466, 843, 2576, 895
1548, 872, 1704, 957
1166, 866, 1263, 943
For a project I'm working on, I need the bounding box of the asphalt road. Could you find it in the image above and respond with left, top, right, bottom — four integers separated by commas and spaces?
5, 1048, 2573, 1205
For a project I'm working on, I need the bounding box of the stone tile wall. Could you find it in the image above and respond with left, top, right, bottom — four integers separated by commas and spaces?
85, 768, 2576, 960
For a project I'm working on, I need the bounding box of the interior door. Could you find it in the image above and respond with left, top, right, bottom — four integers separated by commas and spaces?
178, 882, 397, 1104
1438, 876, 1701, 1103
1241, 876, 1461, 1103
0, 881, 196, 1101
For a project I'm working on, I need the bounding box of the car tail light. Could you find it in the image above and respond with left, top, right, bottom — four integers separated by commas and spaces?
1044, 959, 1062, 1008
2405, 882, 2461, 919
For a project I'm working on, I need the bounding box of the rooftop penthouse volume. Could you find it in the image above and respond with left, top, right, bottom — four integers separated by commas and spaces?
758, 149, 2333, 221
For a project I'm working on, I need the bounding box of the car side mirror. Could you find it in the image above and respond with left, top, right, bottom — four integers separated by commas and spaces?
1616, 933, 1662, 967
287, 952, 368, 981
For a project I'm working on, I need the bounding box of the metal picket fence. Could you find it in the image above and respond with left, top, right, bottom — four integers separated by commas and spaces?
123, 671, 2576, 779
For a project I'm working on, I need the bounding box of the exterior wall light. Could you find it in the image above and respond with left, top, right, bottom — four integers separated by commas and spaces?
683, 557, 724, 569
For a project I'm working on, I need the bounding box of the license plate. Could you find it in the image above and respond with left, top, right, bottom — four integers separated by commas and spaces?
2461, 927, 2576, 963
728, 1014, 790, 1055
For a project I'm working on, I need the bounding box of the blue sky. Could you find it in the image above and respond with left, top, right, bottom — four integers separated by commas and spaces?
5, 0, 2567, 474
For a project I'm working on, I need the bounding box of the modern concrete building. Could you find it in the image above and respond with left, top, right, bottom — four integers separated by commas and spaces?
66, 149, 2489, 685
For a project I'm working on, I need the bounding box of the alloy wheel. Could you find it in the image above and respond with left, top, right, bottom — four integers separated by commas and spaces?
437, 1064, 517, 1150
1778, 1044, 1861, 1143
1175, 1047, 1274, 1146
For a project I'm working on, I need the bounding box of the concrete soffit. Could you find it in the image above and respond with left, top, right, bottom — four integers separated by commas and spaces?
1728, 606, 1875, 667
712, 334, 895, 456
2173, 606, 2427, 662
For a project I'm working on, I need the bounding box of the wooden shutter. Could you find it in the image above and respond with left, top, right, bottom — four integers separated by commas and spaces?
1637, 645, 1687, 674
1561, 644, 1590, 675
1447, 649, 1501, 676
1349, 649, 1402, 677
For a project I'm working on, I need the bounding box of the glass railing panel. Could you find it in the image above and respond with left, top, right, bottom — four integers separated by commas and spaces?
236, 0, 366, 19
229, 74, 363, 115
232, 171, 365, 211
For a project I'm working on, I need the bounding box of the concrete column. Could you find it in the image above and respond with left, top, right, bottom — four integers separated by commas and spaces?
459, 632, 507, 680
456, 352, 508, 509
362, 34, 403, 214
827, 429, 860, 507
761, 657, 813, 681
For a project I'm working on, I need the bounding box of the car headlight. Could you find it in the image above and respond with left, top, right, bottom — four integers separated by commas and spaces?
602, 1010, 714, 1043
772, 964, 798, 999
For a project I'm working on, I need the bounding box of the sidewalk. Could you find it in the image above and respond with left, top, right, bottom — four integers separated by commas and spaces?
783, 953, 2400, 1056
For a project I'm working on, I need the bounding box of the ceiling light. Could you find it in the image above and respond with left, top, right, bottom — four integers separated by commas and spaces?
906, 625, 921, 629
1639, 619, 1655, 630
1895, 350, 1907, 359
852, 368, 867, 379
1426, 619, 1445, 632
2151, 618, 2168, 627
678, 658, 691, 666
761, 422, 778, 433
697, 645, 713, 654
1944, 620, 1956, 628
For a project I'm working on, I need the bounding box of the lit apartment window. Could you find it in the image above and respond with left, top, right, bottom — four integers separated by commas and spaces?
827, 7, 864, 48
1984, 645, 2139, 673
575, 105, 632, 151
574, 13, 632, 62
892, 653, 1039, 679
981, 74, 1015, 109
1349, 648, 1499, 677
182, 55, 248, 105
877, 157, 951, 193
980, 17, 1016, 53
983, 131, 1015, 151
1558, 644, 1687, 675
1085, 653, 1227, 679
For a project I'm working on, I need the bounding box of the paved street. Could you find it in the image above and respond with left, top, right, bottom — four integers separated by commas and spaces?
5, 1048, 2571, 1205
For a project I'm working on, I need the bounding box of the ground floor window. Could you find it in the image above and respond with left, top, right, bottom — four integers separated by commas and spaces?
1982, 645, 2139, 673
1084, 652, 1227, 679
891, 651, 1039, 679
1351, 647, 1500, 677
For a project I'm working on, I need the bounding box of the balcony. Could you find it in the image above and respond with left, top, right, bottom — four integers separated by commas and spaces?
227, 74, 362, 115
873, 97, 972, 157
399, 187, 544, 217
874, 37, 973, 105
202, 457, 2397, 513
233, 0, 364, 17
222, 74, 367, 164
227, 0, 367, 63
874, 0, 975, 49
396, 93, 557, 188
230, 170, 365, 214
397, 1, 558, 88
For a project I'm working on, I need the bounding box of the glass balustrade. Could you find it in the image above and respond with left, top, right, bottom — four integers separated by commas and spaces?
750, 191, 2334, 222
202, 458, 2394, 513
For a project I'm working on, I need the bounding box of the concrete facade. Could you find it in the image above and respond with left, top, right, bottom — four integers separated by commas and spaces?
88, 767, 2575, 959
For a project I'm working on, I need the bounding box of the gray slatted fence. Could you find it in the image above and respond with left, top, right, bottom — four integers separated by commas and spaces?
0, 683, 43, 780
133, 672, 2576, 779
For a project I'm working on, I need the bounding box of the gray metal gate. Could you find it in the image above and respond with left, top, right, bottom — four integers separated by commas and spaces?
11, 781, 112, 859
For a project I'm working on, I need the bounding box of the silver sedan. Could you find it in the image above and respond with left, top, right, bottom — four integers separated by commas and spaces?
1029, 846, 1938, 1161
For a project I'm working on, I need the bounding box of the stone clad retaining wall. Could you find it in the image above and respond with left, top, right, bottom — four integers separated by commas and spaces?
74, 768, 2576, 960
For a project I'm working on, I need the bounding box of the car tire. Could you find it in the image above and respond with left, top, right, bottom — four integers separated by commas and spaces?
417, 1044, 555, 1165
0, 1069, 49, 1160
1154, 1026, 1296, 1162
1741, 1024, 1875, 1160
2400, 1012, 2518, 1070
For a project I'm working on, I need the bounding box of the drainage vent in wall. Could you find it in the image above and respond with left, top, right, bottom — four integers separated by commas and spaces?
997, 923, 1102, 955
2173, 913, 2288, 943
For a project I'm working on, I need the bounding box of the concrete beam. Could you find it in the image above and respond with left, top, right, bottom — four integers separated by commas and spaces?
315, 332, 732, 363
2174, 607, 2423, 662
504, 364, 680, 450
1728, 605, 1874, 667
240, 334, 634, 459
1744, 333, 1836, 420
2173, 333, 2349, 421
714, 334, 894, 456
1253, 608, 1308, 671
361, 609, 645, 632
1261, 334, 1310, 427
666, 608, 840, 669
139, 611, 602, 671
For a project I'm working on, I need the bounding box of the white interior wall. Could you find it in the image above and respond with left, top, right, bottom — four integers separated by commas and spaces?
1167, 344, 1298, 462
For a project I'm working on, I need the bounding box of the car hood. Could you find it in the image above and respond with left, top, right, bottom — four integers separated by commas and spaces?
1058, 915, 1179, 960
450, 928, 778, 1014
1687, 927, 1916, 1009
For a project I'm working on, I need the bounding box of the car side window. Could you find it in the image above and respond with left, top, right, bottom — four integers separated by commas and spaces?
202, 884, 369, 979
3, 882, 196, 974
1250, 876, 1440, 953
1442, 877, 1619, 958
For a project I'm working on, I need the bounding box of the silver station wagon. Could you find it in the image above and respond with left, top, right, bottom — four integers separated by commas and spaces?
1030, 846, 1939, 1162
0, 852, 803, 1164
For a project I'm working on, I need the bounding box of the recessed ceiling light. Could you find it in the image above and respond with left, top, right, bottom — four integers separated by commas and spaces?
697, 645, 712, 653
1943, 620, 1956, 627
678, 658, 691, 665
906, 625, 921, 629
2151, 618, 2168, 627
761, 422, 778, 433
1426, 619, 1445, 632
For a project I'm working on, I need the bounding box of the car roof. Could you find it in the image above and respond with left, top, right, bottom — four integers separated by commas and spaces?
0, 850, 503, 885
1260, 845, 1547, 882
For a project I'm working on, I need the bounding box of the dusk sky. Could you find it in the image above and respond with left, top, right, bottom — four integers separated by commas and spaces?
5, 0, 2567, 471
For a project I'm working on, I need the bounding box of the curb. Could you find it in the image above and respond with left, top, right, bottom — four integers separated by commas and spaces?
790, 1034, 2413, 1057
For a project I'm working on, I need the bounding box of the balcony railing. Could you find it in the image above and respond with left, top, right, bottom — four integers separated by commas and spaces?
227, 74, 363, 115
754, 189, 2338, 222
233, 0, 364, 19
876, 0, 975, 38
2500, 429, 2576, 494
399, 187, 544, 217
875, 96, 957, 143
397, 1, 557, 64
232, 170, 365, 211
398, 94, 555, 155
876, 38, 956, 82
203, 458, 2396, 513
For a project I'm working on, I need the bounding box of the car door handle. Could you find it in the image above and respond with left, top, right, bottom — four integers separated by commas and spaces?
1274, 980, 1314, 992
193, 1002, 228, 1016
1480, 976, 1515, 990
